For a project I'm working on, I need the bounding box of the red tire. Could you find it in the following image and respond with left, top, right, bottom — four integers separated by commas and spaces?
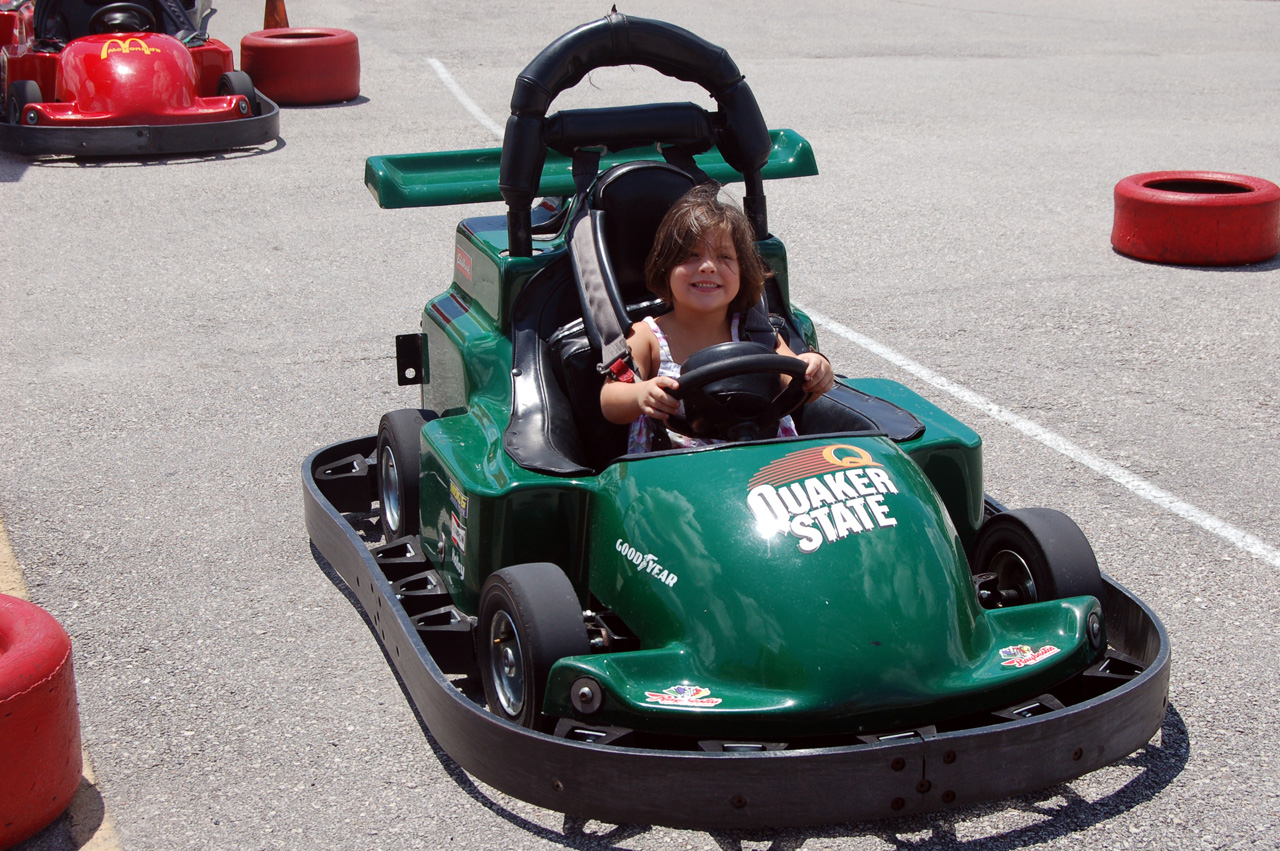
0, 595, 82, 848
1112, 171, 1280, 266
240, 28, 360, 106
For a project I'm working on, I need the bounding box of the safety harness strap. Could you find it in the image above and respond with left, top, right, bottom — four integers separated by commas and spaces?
566, 148, 643, 382
568, 206, 637, 381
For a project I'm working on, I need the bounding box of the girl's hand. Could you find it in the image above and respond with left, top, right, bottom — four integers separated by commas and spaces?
797, 352, 834, 402
636, 375, 681, 420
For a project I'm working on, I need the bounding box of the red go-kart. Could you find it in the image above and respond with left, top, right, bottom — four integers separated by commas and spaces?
1, 0, 279, 155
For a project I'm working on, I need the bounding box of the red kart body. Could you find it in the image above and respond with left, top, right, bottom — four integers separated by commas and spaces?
1, 1, 279, 155
8, 33, 242, 125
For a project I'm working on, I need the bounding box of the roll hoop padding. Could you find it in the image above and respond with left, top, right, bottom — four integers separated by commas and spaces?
499, 13, 772, 252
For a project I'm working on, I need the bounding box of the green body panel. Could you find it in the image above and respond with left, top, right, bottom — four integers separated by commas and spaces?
535, 438, 1096, 737
849, 377, 986, 551
366, 129, 818, 210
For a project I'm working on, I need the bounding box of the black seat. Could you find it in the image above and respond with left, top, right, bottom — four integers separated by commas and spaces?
35, 0, 182, 45
589, 160, 699, 306
507, 162, 698, 474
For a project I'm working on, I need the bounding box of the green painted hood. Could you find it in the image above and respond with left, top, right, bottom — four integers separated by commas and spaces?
546, 438, 1100, 736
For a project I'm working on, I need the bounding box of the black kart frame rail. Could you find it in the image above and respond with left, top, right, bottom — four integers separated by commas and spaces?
0, 91, 280, 156
303, 437, 1171, 829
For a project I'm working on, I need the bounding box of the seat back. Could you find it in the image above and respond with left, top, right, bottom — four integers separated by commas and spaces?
505, 161, 699, 474
589, 161, 698, 306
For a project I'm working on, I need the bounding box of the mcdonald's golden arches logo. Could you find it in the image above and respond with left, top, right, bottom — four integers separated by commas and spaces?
100, 38, 159, 60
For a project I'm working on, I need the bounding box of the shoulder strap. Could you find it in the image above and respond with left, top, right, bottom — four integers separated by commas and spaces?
739, 298, 779, 347
567, 205, 637, 381
152, 0, 197, 38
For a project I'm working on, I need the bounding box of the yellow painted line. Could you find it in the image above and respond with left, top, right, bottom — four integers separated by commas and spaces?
0, 514, 27, 599
1, 514, 124, 850
70, 752, 123, 851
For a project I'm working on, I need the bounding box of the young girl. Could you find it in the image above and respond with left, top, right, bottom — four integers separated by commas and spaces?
600, 183, 834, 452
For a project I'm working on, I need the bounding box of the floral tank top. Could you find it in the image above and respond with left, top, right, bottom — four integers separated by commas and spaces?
626, 314, 798, 453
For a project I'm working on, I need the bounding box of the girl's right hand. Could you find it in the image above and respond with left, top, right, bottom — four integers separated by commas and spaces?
636, 376, 681, 421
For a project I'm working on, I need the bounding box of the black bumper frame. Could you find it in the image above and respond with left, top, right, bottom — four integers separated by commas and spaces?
0, 92, 280, 156
303, 436, 1171, 829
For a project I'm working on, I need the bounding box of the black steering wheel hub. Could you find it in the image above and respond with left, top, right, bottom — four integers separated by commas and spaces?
89, 3, 158, 34
665, 341, 808, 442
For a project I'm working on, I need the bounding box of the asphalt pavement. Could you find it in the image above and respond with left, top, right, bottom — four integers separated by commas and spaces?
2, 1, 1279, 849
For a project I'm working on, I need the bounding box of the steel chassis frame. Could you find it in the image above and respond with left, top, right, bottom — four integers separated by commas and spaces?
303, 436, 1170, 829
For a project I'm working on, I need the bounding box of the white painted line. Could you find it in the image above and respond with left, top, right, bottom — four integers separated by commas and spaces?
427, 58, 505, 140
802, 306, 1280, 569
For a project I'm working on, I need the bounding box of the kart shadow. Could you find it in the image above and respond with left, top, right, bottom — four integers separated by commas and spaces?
22, 137, 286, 168
1112, 246, 1280, 273
0, 152, 30, 182
282, 95, 370, 110
313, 539, 1189, 849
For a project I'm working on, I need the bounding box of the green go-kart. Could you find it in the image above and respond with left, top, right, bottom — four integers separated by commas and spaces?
303, 12, 1168, 829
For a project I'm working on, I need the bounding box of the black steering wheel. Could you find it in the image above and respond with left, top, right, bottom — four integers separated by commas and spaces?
664, 342, 809, 442
89, 3, 157, 34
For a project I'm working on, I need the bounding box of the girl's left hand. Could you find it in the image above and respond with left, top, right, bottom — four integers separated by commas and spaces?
797, 352, 835, 402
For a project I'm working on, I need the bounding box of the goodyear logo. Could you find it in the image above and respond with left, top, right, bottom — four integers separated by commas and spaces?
747, 444, 899, 554
100, 38, 160, 59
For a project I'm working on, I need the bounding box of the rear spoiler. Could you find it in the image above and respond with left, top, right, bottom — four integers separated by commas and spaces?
364, 128, 817, 210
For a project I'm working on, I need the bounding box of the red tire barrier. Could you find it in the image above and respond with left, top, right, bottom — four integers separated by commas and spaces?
241, 28, 360, 106
0, 595, 82, 849
1112, 171, 1280, 266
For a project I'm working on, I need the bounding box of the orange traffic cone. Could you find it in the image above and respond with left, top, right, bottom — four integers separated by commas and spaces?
265, 0, 289, 29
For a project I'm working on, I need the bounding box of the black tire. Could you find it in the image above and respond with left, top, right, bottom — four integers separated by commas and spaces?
6, 81, 41, 126
971, 508, 1104, 606
375, 409, 434, 540
478, 563, 589, 732
217, 71, 261, 116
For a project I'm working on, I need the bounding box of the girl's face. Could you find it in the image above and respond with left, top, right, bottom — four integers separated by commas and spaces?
667, 228, 741, 315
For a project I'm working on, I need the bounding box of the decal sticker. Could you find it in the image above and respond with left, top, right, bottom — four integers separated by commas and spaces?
615, 539, 678, 587
449, 481, 468, 519
645, 685, 722, 707
450, 548, 465, 581
429, 291, 470, 326
450, 511, 467, 554
999, 645, 1061, 668
746, 444, 899, 554
100, 37, 159, 59
455, 245, 473, 281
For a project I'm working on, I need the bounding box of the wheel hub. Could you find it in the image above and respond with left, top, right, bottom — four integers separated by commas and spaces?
488, 611, 525, 717
378, 446, 400, 536
989, 549, 1038, 605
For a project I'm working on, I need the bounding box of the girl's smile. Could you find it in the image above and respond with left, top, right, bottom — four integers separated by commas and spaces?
668, 230, 740, 313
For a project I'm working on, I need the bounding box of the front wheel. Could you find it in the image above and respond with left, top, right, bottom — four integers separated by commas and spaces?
217, 71, 261, 116
971, 508, 1104, 608
478, 563, 589, 732
6, 81, 42, 126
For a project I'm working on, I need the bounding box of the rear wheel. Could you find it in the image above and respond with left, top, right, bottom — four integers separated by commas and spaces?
971, 508, 1104, 607
6, 81, 41, 126
375, 409, 434, 541
217, 71, 260, 116
478, 563, 589, 732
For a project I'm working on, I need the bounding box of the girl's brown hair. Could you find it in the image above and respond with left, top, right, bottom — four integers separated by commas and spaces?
644, 183, 768, 313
